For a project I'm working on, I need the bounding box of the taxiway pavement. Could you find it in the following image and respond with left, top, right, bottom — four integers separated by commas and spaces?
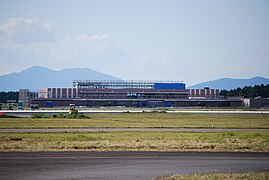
1, 151, 268, 180
1, 109, 269, 118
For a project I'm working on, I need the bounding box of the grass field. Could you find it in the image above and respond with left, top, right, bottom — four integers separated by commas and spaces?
1, 113, 268, 152
0, 113, 269, 129
0, 131, 268, 152
155, 171, 269, 180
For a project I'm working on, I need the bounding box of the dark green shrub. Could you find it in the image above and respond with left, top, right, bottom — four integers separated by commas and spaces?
32, 113, 48, 118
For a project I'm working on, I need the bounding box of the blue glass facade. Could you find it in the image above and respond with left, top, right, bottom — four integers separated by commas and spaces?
153, 83, 186, 90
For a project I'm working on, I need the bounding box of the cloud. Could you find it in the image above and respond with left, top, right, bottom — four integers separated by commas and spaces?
0, 25, 132, 78
0, 18, 120, 77
76, 33, 111, 41
0, 17, 54, 43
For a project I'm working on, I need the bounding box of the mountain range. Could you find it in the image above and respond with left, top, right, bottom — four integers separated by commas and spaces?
0, 66, 268, 91
188, 77, 269, 90
0, 66, 120, 91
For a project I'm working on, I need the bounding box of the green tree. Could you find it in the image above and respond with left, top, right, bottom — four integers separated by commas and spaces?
0, 91, 19, 103
219, 84, 269, 98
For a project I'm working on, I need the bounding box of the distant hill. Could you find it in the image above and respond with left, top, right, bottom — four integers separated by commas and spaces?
0, 66, 120, 91
188, 77, 269, 90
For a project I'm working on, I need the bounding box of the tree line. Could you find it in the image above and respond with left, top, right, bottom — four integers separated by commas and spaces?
219, 84, 269, 98
0, 91, 19, 103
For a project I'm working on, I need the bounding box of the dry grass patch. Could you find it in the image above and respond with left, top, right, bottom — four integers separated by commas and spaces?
0, 131, 268, 152
154, 171, 269, 180
0, 113, 268, 129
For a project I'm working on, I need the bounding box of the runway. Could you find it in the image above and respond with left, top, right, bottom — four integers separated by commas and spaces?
1, 151, 268, 180
1, 109, 269, 118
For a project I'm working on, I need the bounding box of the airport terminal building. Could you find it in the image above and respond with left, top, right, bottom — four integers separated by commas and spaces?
31, 80, 242, 108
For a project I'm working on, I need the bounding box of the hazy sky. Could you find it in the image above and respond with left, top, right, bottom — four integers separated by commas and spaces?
0, 0, 268, 86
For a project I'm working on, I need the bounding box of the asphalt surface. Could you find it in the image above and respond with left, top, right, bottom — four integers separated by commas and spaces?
0, 151, 268, 180
1, 128, 268, 133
